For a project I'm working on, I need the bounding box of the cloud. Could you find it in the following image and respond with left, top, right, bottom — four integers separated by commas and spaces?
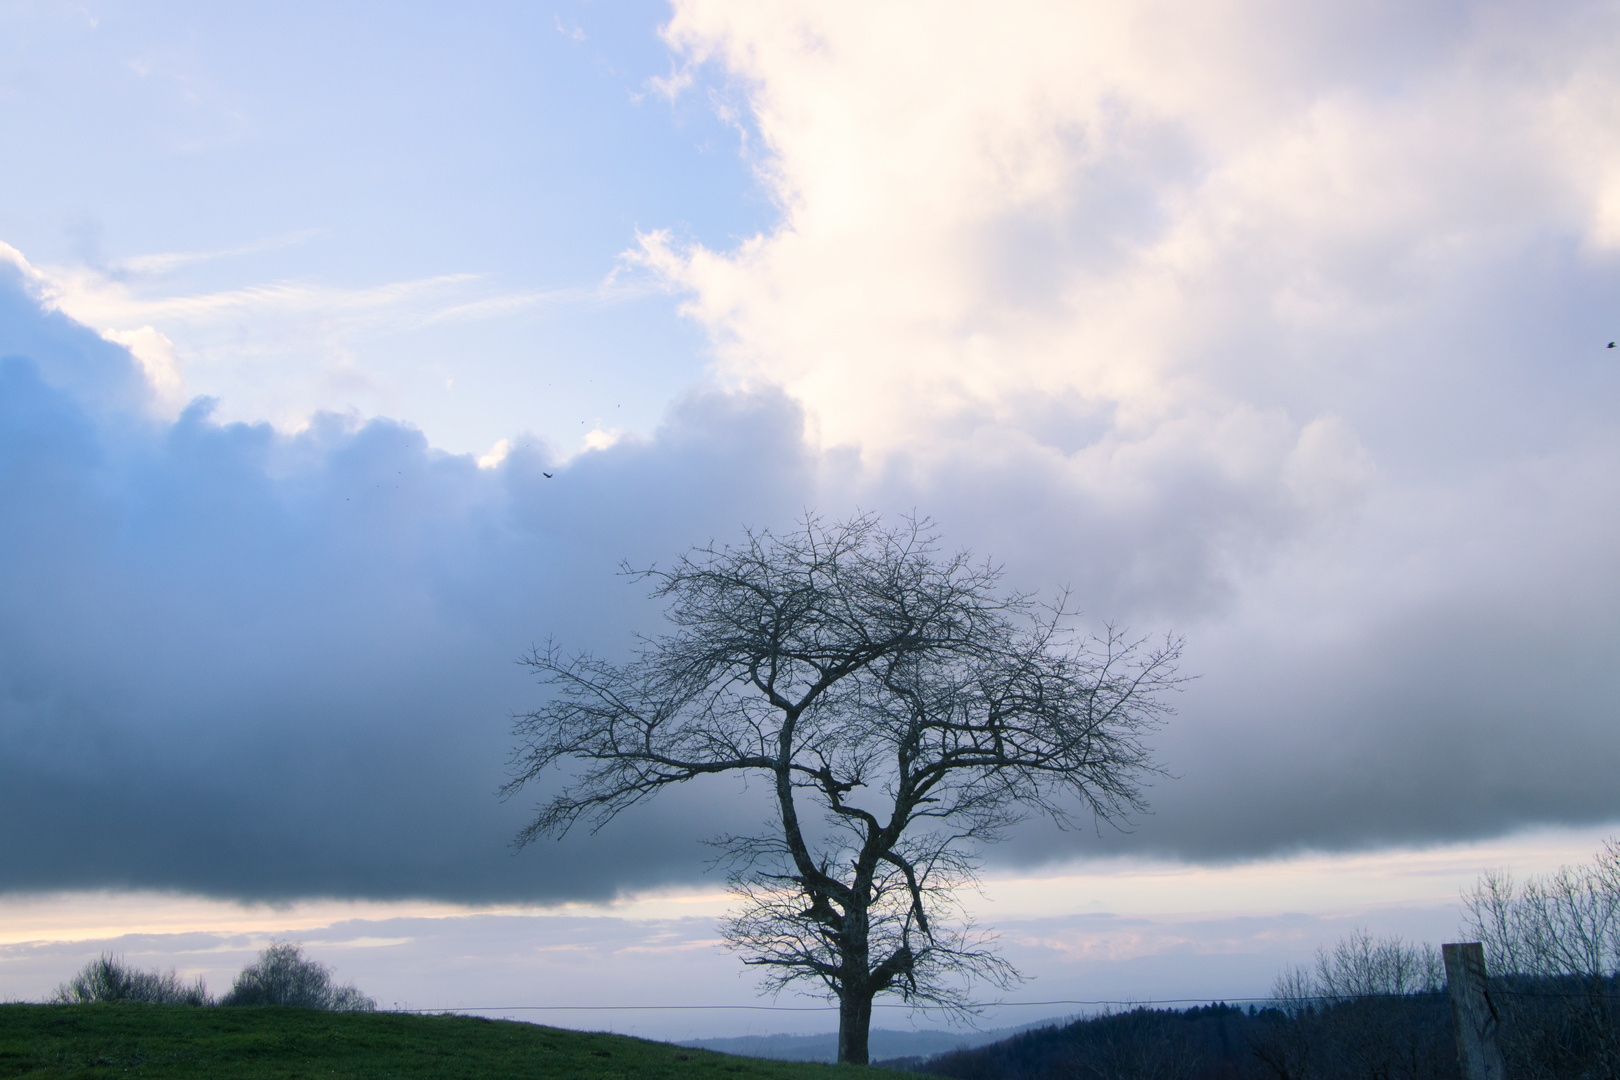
3, 237, 1620, 908
648, 0, 1620, 473
100, 326, 186, 408
476, 438, 512, 469
416, 281, 647, 328
5, 1, 1620, 907
0, 241, 656, 436
113, 230, 325, 277
0, 263, 820, 903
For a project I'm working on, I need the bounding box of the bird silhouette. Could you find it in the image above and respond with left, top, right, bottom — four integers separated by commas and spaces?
542, 472, 553, 479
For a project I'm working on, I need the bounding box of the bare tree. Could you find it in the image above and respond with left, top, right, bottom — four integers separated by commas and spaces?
1300, 928, 1444, 1005
1463, 842, 1620, 984
1258, 929, 1450, 1080
504, 514, 1183, 1064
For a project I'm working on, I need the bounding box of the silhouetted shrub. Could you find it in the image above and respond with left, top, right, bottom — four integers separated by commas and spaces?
51, 953, 211, 1005
221, 942, 376, 1011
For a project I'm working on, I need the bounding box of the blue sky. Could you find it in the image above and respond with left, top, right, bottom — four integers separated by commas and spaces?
0, 0, 767, 450
5, 0, 1620, 1039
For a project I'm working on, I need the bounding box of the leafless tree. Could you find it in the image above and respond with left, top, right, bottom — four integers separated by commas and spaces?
1281, 928, 1444, 1008
504, 514, 1183, 1064
1258, 929, 1449, 1080
1463, 842, 1620, 984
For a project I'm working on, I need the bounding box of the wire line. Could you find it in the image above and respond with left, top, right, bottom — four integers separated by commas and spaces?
395, 986, 1620, 1014
396, 997, 1271, 1013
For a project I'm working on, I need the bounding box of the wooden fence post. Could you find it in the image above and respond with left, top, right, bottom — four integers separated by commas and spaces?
1444, 942, 1508, 1080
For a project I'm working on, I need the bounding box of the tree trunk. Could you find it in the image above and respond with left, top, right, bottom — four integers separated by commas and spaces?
838, 987, 874, 1065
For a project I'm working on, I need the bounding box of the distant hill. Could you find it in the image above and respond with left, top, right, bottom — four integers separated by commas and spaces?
681, 1019, 1076, 1064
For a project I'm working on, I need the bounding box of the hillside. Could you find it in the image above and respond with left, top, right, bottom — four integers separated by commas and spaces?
0, 1004, 926, 1079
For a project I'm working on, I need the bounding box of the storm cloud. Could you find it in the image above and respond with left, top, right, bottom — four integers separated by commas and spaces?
0, 266, 817, 902
3, 235, 1620, 906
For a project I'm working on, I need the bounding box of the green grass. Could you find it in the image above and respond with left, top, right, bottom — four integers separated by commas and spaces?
0, 1005, 922, 1079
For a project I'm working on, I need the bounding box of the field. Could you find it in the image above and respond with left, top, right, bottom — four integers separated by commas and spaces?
0, 1005, 922, 1079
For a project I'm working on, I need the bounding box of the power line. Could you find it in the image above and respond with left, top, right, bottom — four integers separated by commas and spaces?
395, 986, 1620, 1015
396, 997, 1271, 1014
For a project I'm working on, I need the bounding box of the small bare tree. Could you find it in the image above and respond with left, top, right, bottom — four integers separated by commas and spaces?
1259, 929, 1449, 1080
505, 514, 1182, 1064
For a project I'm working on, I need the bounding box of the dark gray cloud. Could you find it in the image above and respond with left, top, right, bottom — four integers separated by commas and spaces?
877, 379, 1620, 868
893, 408, 1620, 866
0, 267, 809, 902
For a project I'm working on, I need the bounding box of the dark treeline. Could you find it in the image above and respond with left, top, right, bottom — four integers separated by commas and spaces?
896, 997, 1459, 1080
902, 979, 1620, 1080
898, 1002, 1265, 1080
1485, 973, 1620, 1080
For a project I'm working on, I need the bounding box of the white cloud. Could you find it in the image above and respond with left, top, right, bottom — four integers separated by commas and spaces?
647, 0, 1620, 478
417, 276, 655, 327
100, 326, 186, 410
582, 426, 622, 451
0, 237, 660, 435
0, 239, 480, 424
113, 230, 325, 277
476, 438, 512, 469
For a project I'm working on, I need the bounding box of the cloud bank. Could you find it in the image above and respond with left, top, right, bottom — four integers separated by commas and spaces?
0, 263, 818, 902
4, 0, 1620, 904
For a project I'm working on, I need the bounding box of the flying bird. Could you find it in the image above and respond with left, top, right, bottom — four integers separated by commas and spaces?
543, 472, 553, 479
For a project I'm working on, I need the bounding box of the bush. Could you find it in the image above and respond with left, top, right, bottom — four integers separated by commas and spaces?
221, 942, 376, 1011
51, 954, 211, 1006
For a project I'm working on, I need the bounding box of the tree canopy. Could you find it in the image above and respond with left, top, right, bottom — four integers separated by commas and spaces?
506, 514, 1183, 1063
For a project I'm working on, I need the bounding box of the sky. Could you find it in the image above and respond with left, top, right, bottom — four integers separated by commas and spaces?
3, 0, 1620, 1040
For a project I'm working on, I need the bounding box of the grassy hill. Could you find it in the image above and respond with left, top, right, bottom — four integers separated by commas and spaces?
0, 1004, 924, 1079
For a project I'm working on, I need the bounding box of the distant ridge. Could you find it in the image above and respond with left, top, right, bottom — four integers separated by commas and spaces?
680, 1018, 1076, 1063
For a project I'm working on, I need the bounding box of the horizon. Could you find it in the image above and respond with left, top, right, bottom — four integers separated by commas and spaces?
4, 824, 1613, 1039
